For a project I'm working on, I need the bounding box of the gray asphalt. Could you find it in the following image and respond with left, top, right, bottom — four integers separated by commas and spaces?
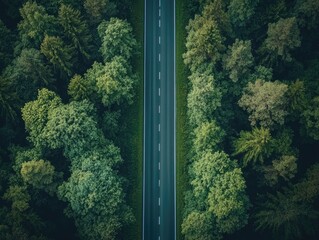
143, 0, 175, 239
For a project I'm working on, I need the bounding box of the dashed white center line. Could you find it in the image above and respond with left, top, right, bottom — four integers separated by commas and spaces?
158, 179, 161, 187
158, 123, 161, 132
159, 19, 161, 27
158, 197, 161, 206
158, 105, 161, 113
159, 162, 161, 170
158, 236, 160, 240
158, 143, 161, 151
159, 9, 161, 17
158, 88, 161, 96
159, 72, 161, 80
159, 36, 161, 45
158, 216, 160, 225
159, 53, 161, 62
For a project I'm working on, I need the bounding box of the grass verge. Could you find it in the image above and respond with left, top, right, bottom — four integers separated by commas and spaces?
121, 0, 143, 239
176, 0, 190, 239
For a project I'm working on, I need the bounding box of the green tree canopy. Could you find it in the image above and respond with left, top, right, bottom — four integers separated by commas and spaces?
302, 96, 319, 140
263, 17, 301, 62
234, 127, 272, 166
40, 35, 74, 76
239, 79, 289, 128
98, 18, 137, 63
84, 0, 117, 23
21, 159, 55, 189
58, 4, 92, 59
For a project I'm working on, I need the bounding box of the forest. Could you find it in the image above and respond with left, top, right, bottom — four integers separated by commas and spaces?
179, 0, 319, 239
0, 0, 142, 239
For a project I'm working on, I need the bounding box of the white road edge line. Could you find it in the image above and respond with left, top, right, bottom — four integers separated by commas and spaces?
174, 0, 177, 239
142, 0, 146, 239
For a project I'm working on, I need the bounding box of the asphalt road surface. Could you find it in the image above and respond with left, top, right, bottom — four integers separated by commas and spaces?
143, 0, 175, 239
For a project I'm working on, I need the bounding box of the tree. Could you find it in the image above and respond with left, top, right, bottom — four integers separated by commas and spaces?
96, 56, 137, 106
58, 4, 93, 59
255, 191, 318, 239
98, 18, 137, 63
263, 155, 297, 186
239, 79, 289, 128
263, 17, 301, 62
228, 0, 259, 27
223, 39, 254, 82
40, 35, 74, 76
68, 74, 94, 101
21, 159, 55, 189
0, 76, 18, 123
182, 211, 219, 240
21, 89, 62, 148
187, 72, 222, 127
191, 151, 249, 234
0, 20, 14, 70
287, 80, 307, 114
17, 1, 57, 49
58, 158, 133, 240
193, 121, 225, 153
84, 0, 117, 23
183, 10, 224, 72
14, 48, 53, 87
302, 97, 319, 140
234, 127, 272, 166
295, 0, 319, 29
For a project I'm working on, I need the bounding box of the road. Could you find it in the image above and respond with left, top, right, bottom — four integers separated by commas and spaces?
143, 0, 175, 239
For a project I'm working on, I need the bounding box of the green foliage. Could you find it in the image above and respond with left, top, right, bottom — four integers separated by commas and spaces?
181, 211, 219, 240
58, 4, 93, 59
17, 1, 57, 49
96, 56, 137, 106
0, 20, 14, 70
0, 76, 18, 123
228, 0, 259, 27
21, 159, 55, 189
234, 127, 272, 166
239, 79, 289, 128
98, 18, 137, 63
302, 97, 319, 140
295, 0, 319, 29
287, 80, 307, 114
223, 39, 254, 82
40, 35, 74, 76
183, 9, 224, 72
193, 121, 225, 153
189, 151, 249, 235
14, 48, 53, 86
263, 155, 297, 186
255, 190, 318, 239
84, 0, 117, 23
3, 185, 30, 213
22, 89, 62, 147
263, 17, 301, 63
187, 72, 222, 126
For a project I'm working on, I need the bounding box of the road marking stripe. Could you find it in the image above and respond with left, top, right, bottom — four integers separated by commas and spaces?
159, 36, 161, 45
159, 19, 161, 27
159, 88, 160, 96
159, 105, 160, 113
158, 123, 160, 132
159, 53, 160, 62
159, 72, 161, 80
159, 197, 160, 206
159, 9, 161, 17
158, 143, 160, 151
159, 162, 160, 170
159, 179, 160, 187
158, 216, 160, 225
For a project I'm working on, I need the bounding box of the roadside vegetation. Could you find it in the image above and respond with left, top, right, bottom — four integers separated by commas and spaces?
0, 0, 141, 239
180, 0, 319, 239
